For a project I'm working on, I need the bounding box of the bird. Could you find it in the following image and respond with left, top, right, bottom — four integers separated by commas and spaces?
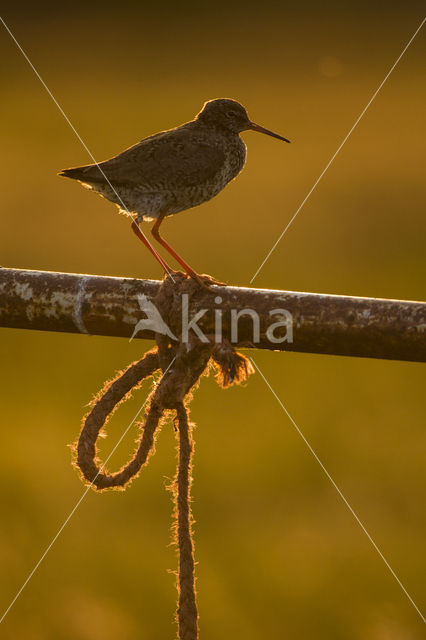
59, 98, 290, 288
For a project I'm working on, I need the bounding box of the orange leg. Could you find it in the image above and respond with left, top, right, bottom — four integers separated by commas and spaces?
131, 218, 173, 275
151, 213, 216, 290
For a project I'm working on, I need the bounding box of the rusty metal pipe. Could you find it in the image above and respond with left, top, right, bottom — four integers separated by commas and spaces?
0, 267, 425, 362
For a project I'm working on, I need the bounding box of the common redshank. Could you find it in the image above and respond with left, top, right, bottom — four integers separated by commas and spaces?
59, 98, 290, 287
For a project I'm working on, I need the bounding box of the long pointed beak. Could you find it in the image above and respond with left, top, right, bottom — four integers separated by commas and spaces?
248, 121, 290, 143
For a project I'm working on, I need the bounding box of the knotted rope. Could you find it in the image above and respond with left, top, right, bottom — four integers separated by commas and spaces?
73, 273, 254, 640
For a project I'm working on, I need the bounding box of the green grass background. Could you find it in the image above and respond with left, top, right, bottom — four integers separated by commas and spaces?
0, 3, 425, 638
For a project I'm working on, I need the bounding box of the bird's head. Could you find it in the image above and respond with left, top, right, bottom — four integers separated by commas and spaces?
196, 98, 290, 143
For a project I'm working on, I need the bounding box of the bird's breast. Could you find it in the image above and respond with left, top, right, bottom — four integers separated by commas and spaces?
209, 136, 245, 195
167, 137, 246, 215
224, 136, 247, 180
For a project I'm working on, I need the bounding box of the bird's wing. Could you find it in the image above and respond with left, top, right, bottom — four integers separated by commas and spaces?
60, 128, 226, 189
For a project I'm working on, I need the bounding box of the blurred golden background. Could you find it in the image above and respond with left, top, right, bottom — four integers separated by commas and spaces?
0, 2, 425, 638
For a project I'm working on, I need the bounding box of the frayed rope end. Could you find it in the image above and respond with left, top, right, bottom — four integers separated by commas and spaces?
211, 340, 254, 388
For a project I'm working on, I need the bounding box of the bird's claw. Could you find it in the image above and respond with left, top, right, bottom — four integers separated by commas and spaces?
189, 272, 226, 292
162, 269, 225, 292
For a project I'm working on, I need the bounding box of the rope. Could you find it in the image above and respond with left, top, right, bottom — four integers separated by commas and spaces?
173, 403, 198, 640
73, 272, 254, 639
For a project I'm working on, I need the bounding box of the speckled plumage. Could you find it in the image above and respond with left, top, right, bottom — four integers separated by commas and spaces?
60, 99, 252, 221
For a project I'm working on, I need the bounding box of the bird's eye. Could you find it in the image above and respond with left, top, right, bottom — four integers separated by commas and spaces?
227, 110, 238, 118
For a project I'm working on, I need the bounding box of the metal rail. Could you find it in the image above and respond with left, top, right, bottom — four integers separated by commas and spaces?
0, 267, 425, 362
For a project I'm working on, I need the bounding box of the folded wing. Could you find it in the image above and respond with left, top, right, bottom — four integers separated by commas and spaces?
59, 128, 226, 191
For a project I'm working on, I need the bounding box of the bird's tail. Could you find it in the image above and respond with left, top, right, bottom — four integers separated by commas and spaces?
58, 164, 103, 182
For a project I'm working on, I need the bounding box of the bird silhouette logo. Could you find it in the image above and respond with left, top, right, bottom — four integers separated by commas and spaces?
130, 294, 177, 342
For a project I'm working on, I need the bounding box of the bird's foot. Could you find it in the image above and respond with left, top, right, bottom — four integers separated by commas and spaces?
161, 268, 225, 292
188, 271, 226, 292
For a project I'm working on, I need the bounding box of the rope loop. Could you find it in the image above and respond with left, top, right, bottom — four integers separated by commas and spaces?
73, 272, 254, 639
